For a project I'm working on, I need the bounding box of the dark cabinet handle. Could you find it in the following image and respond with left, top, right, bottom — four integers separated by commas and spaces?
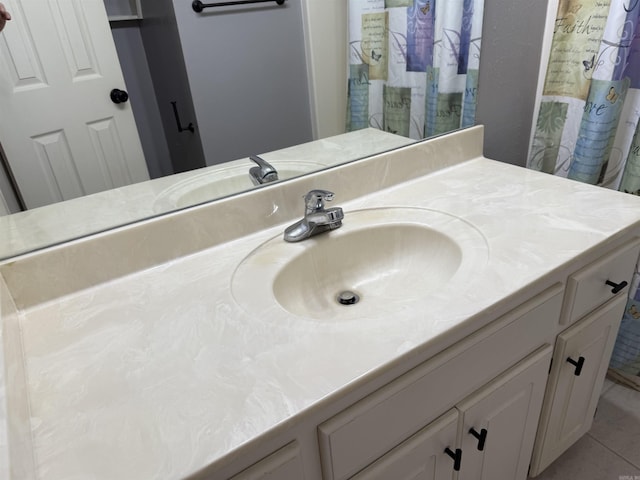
566, 356, 585, 376
110, 89, 129, 104
444, 447, 462, 471
469, 427, 488, 451
605, 280, 628, 294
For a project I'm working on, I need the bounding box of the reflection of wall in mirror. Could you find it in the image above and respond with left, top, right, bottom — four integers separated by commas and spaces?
0, 0, 552, 216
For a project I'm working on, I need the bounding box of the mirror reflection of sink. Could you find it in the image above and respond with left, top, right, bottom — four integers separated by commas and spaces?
231, 208, 489, 321
154, 160, 326, 210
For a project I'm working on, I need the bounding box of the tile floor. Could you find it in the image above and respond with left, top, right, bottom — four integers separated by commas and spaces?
532, 378, 640, 480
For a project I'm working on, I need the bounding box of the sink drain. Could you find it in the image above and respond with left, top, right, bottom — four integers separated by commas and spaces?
337, 290, 360, 306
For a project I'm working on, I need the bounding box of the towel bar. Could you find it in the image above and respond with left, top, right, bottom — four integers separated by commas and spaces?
192, 0, 286, 12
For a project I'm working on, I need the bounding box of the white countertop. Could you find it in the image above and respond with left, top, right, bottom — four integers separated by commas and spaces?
2, 127, 640, 479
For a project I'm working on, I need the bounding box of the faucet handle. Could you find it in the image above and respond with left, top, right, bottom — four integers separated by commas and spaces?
249, 155, 278, 184
304, 189, 335, 214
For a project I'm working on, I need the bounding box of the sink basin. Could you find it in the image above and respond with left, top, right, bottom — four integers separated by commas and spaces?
154, 160, 326, 210
231, 208, 489, 321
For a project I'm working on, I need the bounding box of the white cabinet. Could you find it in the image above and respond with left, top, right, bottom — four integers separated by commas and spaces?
318, 286, 562, 480
350, 347, 552, 480
529, 238, 640, 476
530, 294, 627, 475
457, 346, 551, 480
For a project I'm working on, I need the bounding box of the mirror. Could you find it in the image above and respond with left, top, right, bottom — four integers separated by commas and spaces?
0, 0, 483, 260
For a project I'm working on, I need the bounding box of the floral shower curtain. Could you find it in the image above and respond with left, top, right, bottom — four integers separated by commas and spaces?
528, 0, 640, 389
346, 0, 484, 140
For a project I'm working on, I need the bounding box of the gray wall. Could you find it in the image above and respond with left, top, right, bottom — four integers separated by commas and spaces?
110, 21, 174, 178
172, 0, 313, 166
477, 0, 550, 167
139, 0, 207, 174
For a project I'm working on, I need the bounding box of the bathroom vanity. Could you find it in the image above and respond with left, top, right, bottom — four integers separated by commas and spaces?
1, 126, 640, 480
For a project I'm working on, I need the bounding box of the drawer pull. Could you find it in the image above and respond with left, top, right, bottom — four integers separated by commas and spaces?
605, 280, 628, 294
444, 447, 462, 471
566, 356, 585, 376
469, 427, 488, 451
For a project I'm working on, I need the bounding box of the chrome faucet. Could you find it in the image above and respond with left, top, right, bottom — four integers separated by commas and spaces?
284, 189, 344, 242
249, 155, 279, 185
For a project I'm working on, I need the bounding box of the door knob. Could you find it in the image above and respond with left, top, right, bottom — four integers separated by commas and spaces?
110, 89, 129, 104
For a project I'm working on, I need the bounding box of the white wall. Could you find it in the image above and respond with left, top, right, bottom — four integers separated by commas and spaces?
301, 0, 348, 140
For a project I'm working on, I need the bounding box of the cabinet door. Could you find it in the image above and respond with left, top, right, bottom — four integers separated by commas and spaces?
351, 409, 459, 480
229, 442, 305, 480
530, 295, 626, 476
456, 346, 552, 480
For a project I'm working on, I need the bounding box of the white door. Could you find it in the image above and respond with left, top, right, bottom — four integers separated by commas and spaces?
0, 0, 149, 209
351, 409, 460, 480
457, 346, 552, 480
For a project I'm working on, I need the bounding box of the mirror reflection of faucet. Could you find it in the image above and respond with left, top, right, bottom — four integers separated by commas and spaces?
284, 189, 344, 242
249, 155, 279, 185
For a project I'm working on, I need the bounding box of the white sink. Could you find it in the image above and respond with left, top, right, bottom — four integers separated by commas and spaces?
231, 208, 489, 321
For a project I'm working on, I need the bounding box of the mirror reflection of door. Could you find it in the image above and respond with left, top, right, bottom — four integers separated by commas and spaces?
0, 0, 151, 209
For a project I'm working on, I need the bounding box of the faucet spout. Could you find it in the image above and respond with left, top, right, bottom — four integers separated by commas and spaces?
284, 190, 344, 242
249, 155, 279, 185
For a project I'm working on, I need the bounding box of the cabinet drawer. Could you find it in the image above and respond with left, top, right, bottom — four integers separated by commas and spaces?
561, 238, 640, 326
318, 285, 563, 480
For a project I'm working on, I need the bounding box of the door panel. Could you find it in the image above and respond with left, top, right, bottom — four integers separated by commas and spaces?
457, 346, 552, 480
49, 0, 101, 79
1, 1, 47, 89
351, 409, 459, 480
32, 130, 84, 202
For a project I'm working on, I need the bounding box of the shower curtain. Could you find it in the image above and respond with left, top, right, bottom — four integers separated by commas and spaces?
346, 0, 484, 140
528, 0, 640, 389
